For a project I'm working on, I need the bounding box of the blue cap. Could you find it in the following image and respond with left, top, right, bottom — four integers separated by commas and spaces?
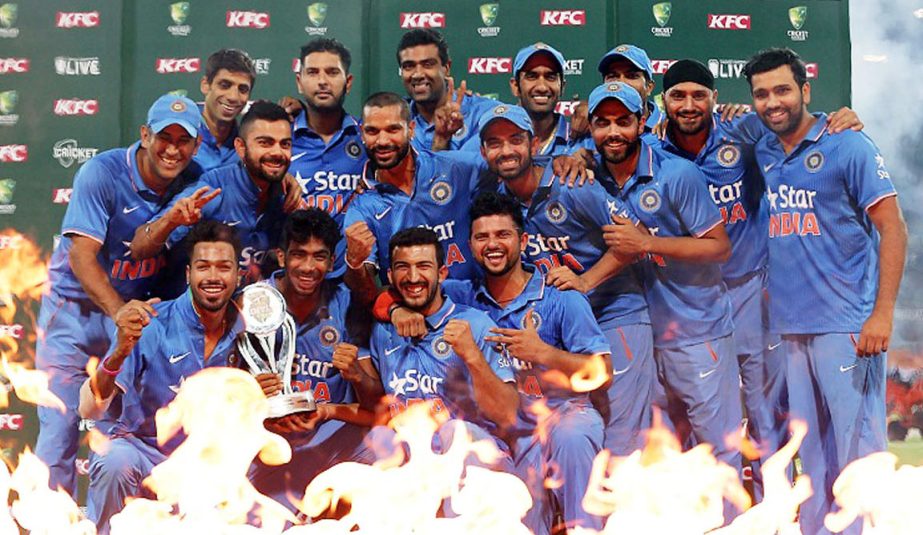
597, 44, 653, 81
146, 94, 201, 137
514, 42, 566, 78
588, 82, 643, 116
478, 103, 534, 137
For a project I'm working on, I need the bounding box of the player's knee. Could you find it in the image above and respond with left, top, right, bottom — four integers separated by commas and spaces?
90, 444, 145, 488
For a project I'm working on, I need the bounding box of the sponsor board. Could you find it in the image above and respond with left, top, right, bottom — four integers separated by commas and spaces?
650, 59, 677, 75
468, 57, 511, 74
156, 58, 200, 74
226, 10, 269, 28
563, 59, 584, 76
400, 12, 445, 28
0, 414, 23, 430
0, 57, 28, 73
539, 10, 585, 26
477, 3, 500, 37
56, 11, 100, 28
54, 57, 100, 76
788, 6, 808, 41
651, 2, 673, 37
0, 90, 18, 125
707, 14, 751, 30
707, 59, 747, 79
0, 144, 26, 162
168, 1, 191, 36
54, 99, 98, 116
253, 58, 271, 75
52, 188, 72, 204
555, 100, 579, 116
53, 139, 97, 168
0, 3, 18, 38
0, 324, 23, 339
0, 178, 14, 214
305, 2, 328, 35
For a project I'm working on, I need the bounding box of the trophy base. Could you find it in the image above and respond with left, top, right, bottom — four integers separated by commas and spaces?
267, 391, 317, 419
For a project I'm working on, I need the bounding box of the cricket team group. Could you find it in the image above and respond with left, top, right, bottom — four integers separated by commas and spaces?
33, 28, 906, 535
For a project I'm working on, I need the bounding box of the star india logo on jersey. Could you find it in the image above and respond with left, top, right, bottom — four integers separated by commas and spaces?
478, 3, 500, 37
168, 2, 191, 36
0, 3, 19, 38
306, 3, 328, 35
651, 2, 673, 37
788, 6, 809, 41
0, 90, 18, 125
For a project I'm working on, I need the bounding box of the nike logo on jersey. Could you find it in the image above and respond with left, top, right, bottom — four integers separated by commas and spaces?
168, 352, 191, 364
612, 365, 632, 377
839, 363, 858, 373
292, 152, 308, 161
768, 342, 782, 351
763, 162, 775, 173
385, 346, 401, 356
699, 369, 717, 379
123, 205, 140, 214
225, 220, 241, 227
375, 207, 392, 220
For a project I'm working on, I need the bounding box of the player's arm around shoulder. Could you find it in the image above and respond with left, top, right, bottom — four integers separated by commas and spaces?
661, 160, 731, 263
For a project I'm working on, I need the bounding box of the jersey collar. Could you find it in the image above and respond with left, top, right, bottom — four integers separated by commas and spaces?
473, 265, 546, 314
178, 289, 245, 337
197, 108, 238, 150
425, 293, 457, 331
127, 141, 187, 203
536, 113, 571, 156
361, 147, 428, 197
766, 112, 828, 156
596, 139, 655, 197
293, 108, 360, 136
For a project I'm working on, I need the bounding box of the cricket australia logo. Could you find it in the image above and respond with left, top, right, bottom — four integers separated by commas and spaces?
546, 201, 567, 223
716, 144, 740, 168
319, 325, 340, 346
432, 336, 452, 358
804, 150, 824, 173
639, 189, 662, 213
430, 181, 452, 205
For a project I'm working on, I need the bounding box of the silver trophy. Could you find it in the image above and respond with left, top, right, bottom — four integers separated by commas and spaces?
237, 283, 316, 418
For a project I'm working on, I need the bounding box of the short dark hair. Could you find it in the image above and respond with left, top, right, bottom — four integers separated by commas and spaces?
363, 92, 411, 122
186, 220, 243, 260
743, 47, 808, 89
389, 227, 444, 269
281, 209, 340, 254
205, 48, 256, 85
300, 38, 352, 73
396, 29, 450, 66
469, 192, 524, 234
239, 100, 290, 138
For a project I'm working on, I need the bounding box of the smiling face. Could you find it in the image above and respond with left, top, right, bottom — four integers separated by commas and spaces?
750, 64, 811, 137
388, 244, 447, 314
235, 119, 292, 183
201, 68, 252, 125
511, 53, 563, 116
187, 241, 239, 313
602, 57, 654, 102
664, 81, 717, 136
470, 213, 525, 277
297, 50, 352, 112
590, 99, 644, 165
361, 104, 413, 170
399, 44, 449, 106
138, 123, 200, 192
279, 236, 332, 297
480, 119, 533, 181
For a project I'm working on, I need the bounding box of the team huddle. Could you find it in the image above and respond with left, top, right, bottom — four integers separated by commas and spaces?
34, 29, 906, 535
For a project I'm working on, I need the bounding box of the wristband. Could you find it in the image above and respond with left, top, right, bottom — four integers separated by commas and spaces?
99, 356, 122, 376
344, 256, 365, 270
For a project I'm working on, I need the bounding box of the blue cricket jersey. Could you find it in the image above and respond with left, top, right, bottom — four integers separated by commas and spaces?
598, 140, 733, 348
193, 110, 239, 172
755, 113, 897, 334
408, 93, 498, 151
289, 109, 365, 279
659, 112, 769, 280
265, 273, 359, 405
114, 291, 244, 454
443, 268, 610, 430
503, 160, 650, 330
158, 162, 286, 283
48, 142, 200, 301
369, 294, 514, 434
343, 148, 495, 281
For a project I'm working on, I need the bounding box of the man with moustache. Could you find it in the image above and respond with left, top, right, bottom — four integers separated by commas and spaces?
35, 94, 203, 498
288, 38, 366, 278
79, 221, 245, 533
593, 84, 743, 491
396, 29, 497, 151
195, 48, 256, 171
744, 48, 907, 535
246, 209, 380, 513
469, 104, 653, 457
132, 101, 294, 285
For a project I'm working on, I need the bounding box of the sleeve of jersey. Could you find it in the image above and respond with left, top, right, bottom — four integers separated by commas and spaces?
114, 339, 146, 397
442, 279, 475, 305
723, 112, 769, 146
670, 163, 724, 237
367, 323, 384, 373
843, 134, 897, 211
569, 181, 638, 228
556, 290, 612, 355
473, 317, 515, 384
343, 200, 379, 266
61, 159, 112, 243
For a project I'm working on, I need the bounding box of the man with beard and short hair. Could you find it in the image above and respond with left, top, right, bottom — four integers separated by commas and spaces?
472, 103, 654, 458
35, 93, 203, 498
246, 209, 381, 514
744, 48, 907, 535
396, 29, 497, 151
288, 38, 365, 279
343, 92, 496, 301
593, 83, 743, 503
132, 101, 294, 285
195, 48, 256, 171
79, 221, 245, 534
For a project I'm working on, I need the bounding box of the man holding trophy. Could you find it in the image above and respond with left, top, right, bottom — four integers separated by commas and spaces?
78, 221, 245, 534
240, 209, 381, 513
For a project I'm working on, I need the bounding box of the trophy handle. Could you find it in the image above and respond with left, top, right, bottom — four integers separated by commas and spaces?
280, 314, 297, 395
239, 334, 273, 375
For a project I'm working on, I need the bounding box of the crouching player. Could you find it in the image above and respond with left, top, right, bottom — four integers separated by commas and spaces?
245, 209, 382, 513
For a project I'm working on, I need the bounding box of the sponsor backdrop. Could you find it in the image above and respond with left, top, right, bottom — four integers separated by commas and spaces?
0, 0, 850, 504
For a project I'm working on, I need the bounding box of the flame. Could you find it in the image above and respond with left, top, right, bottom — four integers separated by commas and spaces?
570, 354, 610, 393
7, 449, 95, 533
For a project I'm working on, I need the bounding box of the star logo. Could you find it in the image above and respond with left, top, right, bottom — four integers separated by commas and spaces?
766, 188, 779, 210
388, 372, 407, 396
294, 171, 312, 193
875, 153, 886, 168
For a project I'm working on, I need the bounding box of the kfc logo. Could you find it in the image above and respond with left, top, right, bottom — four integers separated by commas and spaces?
75, 458, 90, 476
0, 58, 28, 73
156, 58, 200, 74
0, 414, 23, 430
292, 58, 301, 72
0, 144, 26, 162
55, 11, 100, 28
226, 10, 270, 28
52, 188, 72, 204
651, 59, 677, 75
0, 324, 23, 339
707, 14, 751, 30
400, 12, 445, 28
555, 100, 579, 116
540, 10, 585, 26
805, 63, 818, 79
468, 57, 512, 74
54, 99, 98, 116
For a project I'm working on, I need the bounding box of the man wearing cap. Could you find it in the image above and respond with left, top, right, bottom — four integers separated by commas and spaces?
469, 102, 655, 458
194, 48, 256, 172
744, 48, 906, 535
131, 101, 295, 286
592, 83, 743, 489
35, 94, 204, 497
